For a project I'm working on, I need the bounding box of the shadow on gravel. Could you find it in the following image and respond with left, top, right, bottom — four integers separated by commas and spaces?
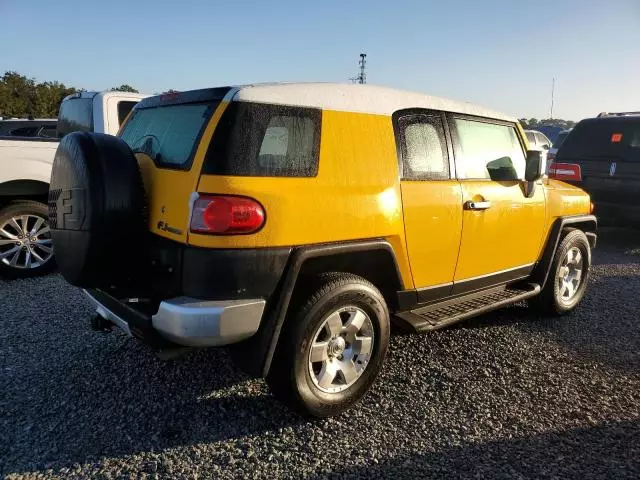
313, 420, 640, 479
2, 341, 302, 475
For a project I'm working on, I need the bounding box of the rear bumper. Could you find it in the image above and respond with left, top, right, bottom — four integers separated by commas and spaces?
84, 289, 265, 347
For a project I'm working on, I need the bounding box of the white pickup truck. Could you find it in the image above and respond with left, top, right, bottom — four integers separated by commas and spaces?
0, 91, 149, 277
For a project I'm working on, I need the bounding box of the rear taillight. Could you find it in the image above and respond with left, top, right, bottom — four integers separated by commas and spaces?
190, 195, 265, 234
548, 162, 582, 182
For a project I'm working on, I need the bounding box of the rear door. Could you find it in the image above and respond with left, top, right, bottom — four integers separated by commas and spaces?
556, 118, 640, 205
395, 110, 463, 300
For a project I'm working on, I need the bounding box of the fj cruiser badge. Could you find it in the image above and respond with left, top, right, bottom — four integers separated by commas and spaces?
609, 162, 617, 177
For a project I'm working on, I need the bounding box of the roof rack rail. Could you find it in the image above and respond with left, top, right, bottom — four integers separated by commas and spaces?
596, 111, 640, 118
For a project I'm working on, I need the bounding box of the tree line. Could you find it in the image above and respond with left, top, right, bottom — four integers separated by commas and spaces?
518, 118, 576, 130
0, 71, 139, 118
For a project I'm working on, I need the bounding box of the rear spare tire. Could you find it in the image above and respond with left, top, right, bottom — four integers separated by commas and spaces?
48, 132, 146, 288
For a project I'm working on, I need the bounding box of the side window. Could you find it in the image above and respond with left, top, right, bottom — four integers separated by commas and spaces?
397, 114, 449, 180
39, 126, 58, 138
117, 101, 137, 126
454, 118, 526, 181
8, 126, 38, 137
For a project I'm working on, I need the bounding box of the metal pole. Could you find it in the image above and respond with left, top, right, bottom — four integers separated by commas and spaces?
550, 78, 555, 119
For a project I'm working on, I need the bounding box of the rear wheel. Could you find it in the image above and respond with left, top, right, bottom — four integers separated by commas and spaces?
0, 201, 55, 278
531, 228, 591, 315
267, 273, 390, 418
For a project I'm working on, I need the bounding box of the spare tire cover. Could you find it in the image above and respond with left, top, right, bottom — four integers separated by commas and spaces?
48, 132, 146, 288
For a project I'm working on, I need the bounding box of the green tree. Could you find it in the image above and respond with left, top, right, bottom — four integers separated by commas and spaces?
0, 71, 77, 118
0, 71, 37, 117
111, 84, 138, 93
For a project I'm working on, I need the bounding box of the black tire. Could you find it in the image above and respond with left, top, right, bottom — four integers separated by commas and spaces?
267, 273, 390, 418
0, 201, 56, 278
531, 228, 591, 316
48, 132, 146, 288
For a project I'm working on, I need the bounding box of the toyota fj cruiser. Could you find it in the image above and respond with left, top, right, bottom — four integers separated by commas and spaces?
49, 83, 597, 417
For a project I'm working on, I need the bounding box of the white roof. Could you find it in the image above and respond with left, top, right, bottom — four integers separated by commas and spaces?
232, 83, 513, 121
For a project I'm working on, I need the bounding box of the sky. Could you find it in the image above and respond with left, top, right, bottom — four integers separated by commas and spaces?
1, 0, 639, 120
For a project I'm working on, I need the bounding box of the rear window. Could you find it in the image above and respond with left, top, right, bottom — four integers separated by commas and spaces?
558, 119, 640, 160
57, 97, 94, 138
203, 101, 321, 177
119, 102, 217, 169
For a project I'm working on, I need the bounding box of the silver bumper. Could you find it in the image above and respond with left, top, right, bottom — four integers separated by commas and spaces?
84, 291, 265, 347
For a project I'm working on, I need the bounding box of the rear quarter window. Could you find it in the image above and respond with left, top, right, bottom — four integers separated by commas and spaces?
203, 101, 321, 177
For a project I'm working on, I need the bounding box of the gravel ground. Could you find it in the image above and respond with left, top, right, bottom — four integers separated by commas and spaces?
1, 228, 639, 479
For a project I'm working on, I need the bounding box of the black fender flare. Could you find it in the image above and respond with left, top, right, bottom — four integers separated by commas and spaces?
228, 239, 404, 377
530, 214, 597, 289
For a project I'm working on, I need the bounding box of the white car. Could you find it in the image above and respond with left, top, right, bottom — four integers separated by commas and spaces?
0, 91, 149, 277
524, 129, 552, 151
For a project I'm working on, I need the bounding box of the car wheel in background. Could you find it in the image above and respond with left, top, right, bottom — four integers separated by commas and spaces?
0, 201, 55, 278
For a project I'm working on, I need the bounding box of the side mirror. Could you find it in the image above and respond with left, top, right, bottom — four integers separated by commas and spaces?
525, 150, 545, 182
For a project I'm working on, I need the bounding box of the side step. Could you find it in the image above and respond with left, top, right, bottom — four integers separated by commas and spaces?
394, 283, 540, 333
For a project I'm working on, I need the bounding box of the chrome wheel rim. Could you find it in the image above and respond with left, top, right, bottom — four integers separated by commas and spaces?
308, 306, 375, 393
0, 214, 53, 269
557, 247, 583, 303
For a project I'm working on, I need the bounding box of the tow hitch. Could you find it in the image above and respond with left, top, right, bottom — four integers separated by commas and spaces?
90, 314, 114, 332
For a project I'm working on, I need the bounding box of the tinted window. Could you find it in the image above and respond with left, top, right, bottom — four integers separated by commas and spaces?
57, 98, 94, 137
397, 114, 449, 180
39, 126, 57, 138
117, 101, 137, 126
553, 131, 569, 149
120, 102, 216, 169
203, 102, 321, 177
454, 119, 526, 180
558, 119, 640, 161
8, 126, 39, 137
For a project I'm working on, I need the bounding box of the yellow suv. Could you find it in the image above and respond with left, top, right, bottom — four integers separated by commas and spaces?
48, 84, 597, 417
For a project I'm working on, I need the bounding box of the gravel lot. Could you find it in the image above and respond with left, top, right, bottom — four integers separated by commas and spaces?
2, 228, 639, 479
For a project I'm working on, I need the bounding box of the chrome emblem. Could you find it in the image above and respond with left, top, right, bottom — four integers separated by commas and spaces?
609, 162, 617, 176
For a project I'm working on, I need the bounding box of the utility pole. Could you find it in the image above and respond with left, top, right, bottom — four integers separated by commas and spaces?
550, 77, 555, 119
350, 53, 367, 84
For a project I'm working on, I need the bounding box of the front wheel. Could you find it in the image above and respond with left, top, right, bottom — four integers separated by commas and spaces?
0, 201, 55, 278
531, 228, 591, 316
267, 273, 390, 418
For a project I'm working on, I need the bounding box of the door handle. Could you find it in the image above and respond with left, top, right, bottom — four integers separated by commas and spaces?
464, 200, 492, 211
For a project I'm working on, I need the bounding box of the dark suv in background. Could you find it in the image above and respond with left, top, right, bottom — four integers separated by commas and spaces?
553, 112, 640, 225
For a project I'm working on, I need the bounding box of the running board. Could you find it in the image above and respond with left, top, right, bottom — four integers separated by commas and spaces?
394, 283, 540, 332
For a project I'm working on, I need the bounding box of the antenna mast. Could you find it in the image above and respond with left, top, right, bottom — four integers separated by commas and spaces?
350, 53, 367, 84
